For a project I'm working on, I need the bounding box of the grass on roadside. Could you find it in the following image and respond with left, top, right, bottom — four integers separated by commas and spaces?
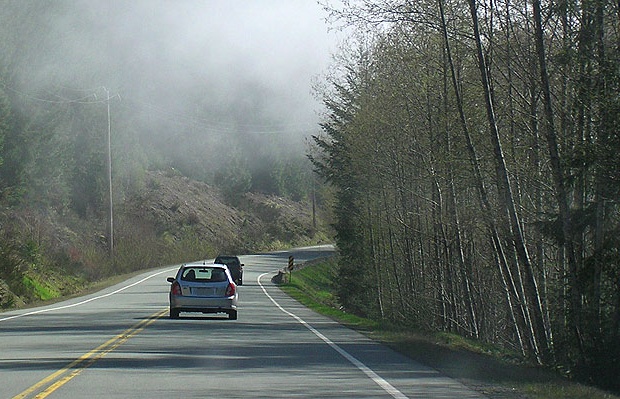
283, 259, 379, 331
278, 258, 620, 399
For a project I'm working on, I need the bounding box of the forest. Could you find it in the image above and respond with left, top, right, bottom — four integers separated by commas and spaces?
311, 0, 620, 390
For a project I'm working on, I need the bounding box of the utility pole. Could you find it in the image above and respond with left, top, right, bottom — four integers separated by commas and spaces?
104, 87, 114, 259
312, 176, 316, 230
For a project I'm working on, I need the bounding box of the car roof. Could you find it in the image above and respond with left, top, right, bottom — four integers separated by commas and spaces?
182, 263, 228, 269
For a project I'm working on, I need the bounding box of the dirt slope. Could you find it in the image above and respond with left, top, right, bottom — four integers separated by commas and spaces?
128, 170, 318, 253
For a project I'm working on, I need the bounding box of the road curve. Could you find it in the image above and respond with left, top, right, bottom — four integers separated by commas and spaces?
0, 245, 484, 398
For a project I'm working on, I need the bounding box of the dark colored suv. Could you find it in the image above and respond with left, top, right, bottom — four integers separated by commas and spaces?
214, 255, 244, 285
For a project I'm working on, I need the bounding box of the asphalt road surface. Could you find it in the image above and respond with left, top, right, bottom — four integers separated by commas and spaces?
1, 245, 485, 398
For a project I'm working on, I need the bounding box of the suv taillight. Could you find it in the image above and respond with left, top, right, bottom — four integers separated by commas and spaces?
171, 281, 182, 296
225, 282, 236, 297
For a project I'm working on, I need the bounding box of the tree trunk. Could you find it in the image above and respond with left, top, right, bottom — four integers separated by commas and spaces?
437, 0, 531, 355
531, 0, 584, 364
468, 0, 549, 364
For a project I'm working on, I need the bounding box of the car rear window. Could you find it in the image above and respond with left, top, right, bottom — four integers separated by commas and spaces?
181, 267, 227, 282
216, 257, 238, 265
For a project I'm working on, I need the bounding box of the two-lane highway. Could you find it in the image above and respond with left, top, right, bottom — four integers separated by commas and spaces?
1, 246, 485, 398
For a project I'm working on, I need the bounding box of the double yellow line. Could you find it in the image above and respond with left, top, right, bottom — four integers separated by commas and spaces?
12, 308, 169, 399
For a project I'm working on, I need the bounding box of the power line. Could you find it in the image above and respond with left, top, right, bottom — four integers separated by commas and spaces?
2, 83, 321, 135
1, 83, 110, 104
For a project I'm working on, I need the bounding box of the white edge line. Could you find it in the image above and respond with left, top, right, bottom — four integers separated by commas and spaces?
257, 271, 409, 399
0, 267, 178, 323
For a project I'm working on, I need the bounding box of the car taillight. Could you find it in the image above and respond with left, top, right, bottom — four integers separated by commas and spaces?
170, 281, 182, 296
225, 282, 236, 297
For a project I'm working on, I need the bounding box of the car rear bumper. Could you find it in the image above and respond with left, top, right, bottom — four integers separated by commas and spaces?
170, 295, 237, 313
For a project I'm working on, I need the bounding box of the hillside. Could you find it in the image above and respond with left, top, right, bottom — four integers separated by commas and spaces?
0, 169, 328, 309
130, 170, 322, 251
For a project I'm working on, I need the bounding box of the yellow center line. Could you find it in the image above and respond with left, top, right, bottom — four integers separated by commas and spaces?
12, 308, 169, 399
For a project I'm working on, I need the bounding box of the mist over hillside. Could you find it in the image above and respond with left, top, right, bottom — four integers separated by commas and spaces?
0, 0, 338, 198
0, 1, 337, 309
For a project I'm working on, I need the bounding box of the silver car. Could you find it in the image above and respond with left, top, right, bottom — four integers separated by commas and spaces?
167, 263, 238, 320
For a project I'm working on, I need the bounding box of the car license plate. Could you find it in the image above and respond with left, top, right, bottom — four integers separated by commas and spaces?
192, 287, 215, 296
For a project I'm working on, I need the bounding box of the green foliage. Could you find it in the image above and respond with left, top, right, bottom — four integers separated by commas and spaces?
21, 275, 59, 301
0, 237, 25, 282
159, 226, 217, 266
214, 152, 252, 205
283, 260, 337, 303
0, 84, 8, 170
266, 155, 313, 201
332, 196, 376, 317
0, 223, 84, 304
0, 287, 16, 309
0, 83, 15, 201
280, 258, 379, 329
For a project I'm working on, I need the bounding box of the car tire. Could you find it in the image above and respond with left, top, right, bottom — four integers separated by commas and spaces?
228, 310, 238, 320
170, 308, 180, 319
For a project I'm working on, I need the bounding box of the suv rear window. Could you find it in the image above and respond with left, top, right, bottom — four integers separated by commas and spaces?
215, 256, 239, 266
181, 267, 227, 282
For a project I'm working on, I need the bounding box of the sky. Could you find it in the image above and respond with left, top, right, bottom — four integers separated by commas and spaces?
97, 0, 341, 137
6, 0, 343, 146
0, 0, 351, 188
